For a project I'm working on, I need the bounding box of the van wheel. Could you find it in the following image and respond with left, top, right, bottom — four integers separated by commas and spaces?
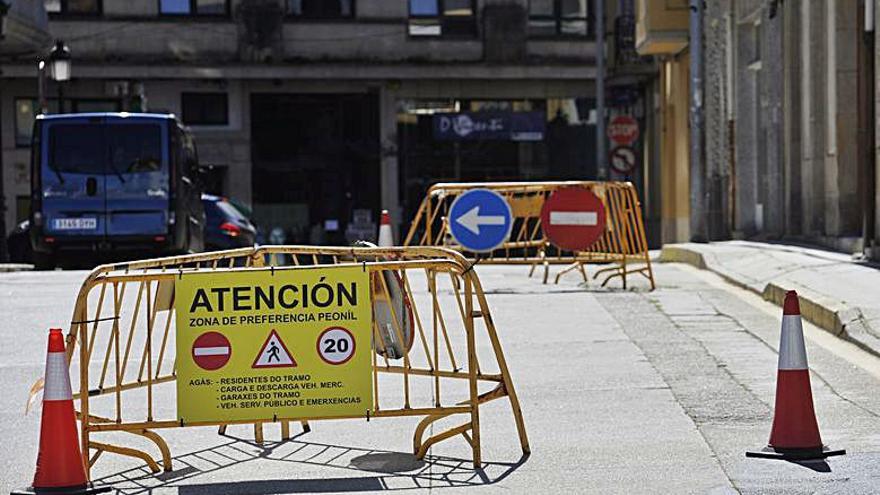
33, 252, 56, 271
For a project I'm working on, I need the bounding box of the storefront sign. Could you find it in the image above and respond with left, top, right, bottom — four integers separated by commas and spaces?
433, 111, 545, 141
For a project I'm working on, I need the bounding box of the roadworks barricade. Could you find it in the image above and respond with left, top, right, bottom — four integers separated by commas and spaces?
41, 246, 528, 483
403, 181, 655, 289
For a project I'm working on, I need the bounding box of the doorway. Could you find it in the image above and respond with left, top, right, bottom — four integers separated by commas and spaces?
250, 93, 380, 245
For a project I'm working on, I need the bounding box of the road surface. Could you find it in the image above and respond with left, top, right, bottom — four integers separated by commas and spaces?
1, 261, 878, 494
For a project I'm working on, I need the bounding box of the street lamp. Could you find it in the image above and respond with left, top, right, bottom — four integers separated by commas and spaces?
37, 40, 72, 114
48, 40, 71, 82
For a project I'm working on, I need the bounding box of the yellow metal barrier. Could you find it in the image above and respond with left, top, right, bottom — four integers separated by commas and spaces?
56, 246, 528, 480
403, 181, 655, 289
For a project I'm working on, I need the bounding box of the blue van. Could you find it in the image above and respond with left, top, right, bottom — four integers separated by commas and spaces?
30, 113, 205, 268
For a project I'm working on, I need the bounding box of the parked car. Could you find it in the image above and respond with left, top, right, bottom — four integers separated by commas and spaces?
202, 195, 258, 250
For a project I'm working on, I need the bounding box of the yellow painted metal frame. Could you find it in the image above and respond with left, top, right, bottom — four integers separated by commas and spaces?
58, 246, 528, 480
403, 181, 655, 289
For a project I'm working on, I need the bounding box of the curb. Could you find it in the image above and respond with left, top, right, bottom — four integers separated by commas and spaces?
660, 245, 880, 358
0, 263, 33, 273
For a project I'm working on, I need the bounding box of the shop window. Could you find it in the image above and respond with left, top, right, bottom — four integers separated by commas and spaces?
159, 0, 228, 16
529, 0, 589, 37
45, 0, 102, 15
408, 0, 476, 37
287, 0, 354, 18
182, 93, 229, 126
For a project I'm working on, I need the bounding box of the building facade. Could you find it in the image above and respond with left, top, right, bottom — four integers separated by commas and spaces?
638, 0, 880, 258
1, 0, 622, 246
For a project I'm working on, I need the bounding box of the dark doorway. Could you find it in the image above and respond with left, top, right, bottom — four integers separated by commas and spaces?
250, 93, 380, 245
202, 165, 228, 196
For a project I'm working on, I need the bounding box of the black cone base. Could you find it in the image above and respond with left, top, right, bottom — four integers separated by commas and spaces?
746, 445, 846, 461
11, 483, 112, 495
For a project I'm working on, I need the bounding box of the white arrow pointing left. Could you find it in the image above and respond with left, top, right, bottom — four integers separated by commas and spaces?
456, 206, 506, 235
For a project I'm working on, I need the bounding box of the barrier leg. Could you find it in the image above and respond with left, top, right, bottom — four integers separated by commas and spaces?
464, 278, 481, 468
137, 429, 173, 472
413, 412, 454, 456
279, 421, 310, 440
474, 279, 530, 456
90, 441, 161, 474
644, 255, 656, 290
528, 248, 546, 279
554, 261, 586, 284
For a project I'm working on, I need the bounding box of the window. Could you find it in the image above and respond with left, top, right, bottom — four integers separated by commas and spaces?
47, 124, 163, 175
287, 0, 354, 18
72, 99, 120, 113
159, 0, 228, 16
181, 93, 229, 126
408, 0, 476, 37
529, 0, 589, 37
45, 0, 101, 15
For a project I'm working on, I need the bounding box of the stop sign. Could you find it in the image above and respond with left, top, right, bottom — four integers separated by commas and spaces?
607, 115, 639, 146
192, 331, 232, 371
540, 187, 607, 252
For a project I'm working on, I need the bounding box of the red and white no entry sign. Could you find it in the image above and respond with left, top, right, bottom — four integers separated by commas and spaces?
540, 187, 607, 252
607, 115, 639, 146
192, 331, 231, 371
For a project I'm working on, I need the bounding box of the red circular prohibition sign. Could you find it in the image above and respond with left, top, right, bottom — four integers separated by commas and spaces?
540, 187, 607, 252
192, 331, 232, 371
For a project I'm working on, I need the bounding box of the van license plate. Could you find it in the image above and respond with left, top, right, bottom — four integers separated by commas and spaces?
54, 218, 97, 230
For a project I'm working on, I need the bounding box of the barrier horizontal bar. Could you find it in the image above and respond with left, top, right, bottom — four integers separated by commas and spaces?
91, 259, 466, 285
76, 366, 503, 401
87, 406, 475, 432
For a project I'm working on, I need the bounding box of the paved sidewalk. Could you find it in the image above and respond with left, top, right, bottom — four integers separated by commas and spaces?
659, 241, 880, 356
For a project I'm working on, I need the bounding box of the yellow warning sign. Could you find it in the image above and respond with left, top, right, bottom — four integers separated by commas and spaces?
175, 265, 373, 424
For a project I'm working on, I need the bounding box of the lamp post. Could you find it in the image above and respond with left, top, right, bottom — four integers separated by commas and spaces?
37, 40, 72, 114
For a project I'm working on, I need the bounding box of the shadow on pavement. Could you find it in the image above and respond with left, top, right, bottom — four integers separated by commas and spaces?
92, 432, 528, 494
789, 459, 832, 473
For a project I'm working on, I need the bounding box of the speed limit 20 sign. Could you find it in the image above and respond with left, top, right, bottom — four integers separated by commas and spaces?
317, 327, 356, 365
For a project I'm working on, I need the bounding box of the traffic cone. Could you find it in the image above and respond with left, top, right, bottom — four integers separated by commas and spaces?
378, 210, 394, 247
746, 291, 845, 461
13, 329, 110, 494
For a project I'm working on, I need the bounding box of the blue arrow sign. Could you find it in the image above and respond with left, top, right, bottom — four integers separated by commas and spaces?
448, 189, 513, 253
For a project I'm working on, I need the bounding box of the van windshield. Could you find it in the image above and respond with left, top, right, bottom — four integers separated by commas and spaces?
48, 123, 163, 175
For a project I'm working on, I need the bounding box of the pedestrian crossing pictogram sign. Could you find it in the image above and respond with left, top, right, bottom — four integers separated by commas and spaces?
252, 329, 297, 369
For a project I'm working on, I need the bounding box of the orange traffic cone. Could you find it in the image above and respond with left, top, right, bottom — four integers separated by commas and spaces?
13, 329, 110, 494
378, 210, 394, 247
746, 291, 845, 460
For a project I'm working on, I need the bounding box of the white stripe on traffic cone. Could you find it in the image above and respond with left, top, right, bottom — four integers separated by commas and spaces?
378, 210, 394, 247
